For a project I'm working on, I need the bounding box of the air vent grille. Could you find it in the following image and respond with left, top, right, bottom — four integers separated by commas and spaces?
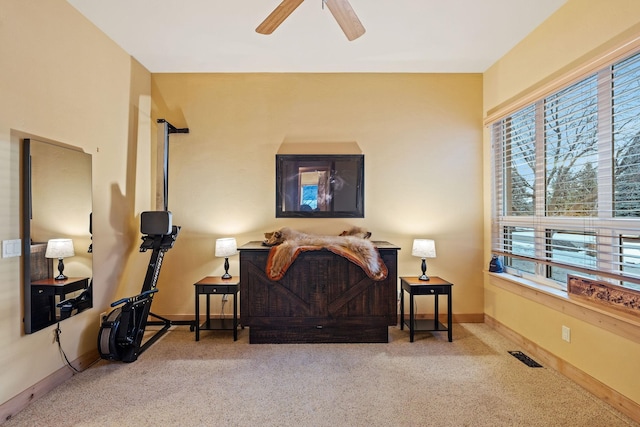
508, 351, 543, 368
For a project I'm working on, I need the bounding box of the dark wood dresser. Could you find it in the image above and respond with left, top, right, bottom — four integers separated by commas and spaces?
239, 241, 399, 343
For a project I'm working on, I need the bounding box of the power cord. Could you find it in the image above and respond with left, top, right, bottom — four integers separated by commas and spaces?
55, 322, 102, 373
220, 295, 227, 319
54, 323, 81, 373
398, 291, 420, 327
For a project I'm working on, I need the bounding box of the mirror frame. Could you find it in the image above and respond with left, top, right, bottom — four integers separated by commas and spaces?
275, 154, 364, 218
22, 138, 92, 334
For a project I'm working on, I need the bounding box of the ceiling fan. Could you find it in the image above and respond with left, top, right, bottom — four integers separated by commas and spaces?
256, 0, 366, 41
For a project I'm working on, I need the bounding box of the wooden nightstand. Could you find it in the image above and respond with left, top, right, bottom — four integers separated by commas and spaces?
400, 276, 453, 342
194, 276, 239, 341
31, 277, 89, 327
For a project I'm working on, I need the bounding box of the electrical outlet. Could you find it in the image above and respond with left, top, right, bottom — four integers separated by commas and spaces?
222, 294, 229, 302
99, 311, 107, 325
562, 325, 571, 342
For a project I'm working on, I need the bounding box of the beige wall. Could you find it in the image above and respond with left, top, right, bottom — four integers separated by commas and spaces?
483, 0, 640, 409
150, 72, 485, 318
0, 0, 153, 406
483, 0, 640, 113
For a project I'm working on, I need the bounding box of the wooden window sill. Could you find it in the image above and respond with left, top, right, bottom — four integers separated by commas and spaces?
486, 272, 640, 344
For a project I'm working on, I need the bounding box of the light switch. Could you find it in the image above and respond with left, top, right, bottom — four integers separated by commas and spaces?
2, 239, 22, 258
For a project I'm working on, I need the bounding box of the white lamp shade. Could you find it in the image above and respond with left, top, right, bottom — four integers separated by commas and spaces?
215, 238, 237, 257
411, 239, 436, 258
45, 239, 75, 259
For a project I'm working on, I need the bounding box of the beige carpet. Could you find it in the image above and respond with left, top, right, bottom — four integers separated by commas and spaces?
5, 323, 638, 427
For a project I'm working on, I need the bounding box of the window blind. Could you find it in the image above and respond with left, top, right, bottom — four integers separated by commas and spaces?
491, 50, 640, 290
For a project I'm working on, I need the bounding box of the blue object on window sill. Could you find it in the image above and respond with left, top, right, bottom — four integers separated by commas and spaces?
489, 255, 504, 273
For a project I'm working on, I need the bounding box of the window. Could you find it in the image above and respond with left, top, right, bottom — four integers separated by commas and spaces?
503, 106, 536, 216
300, 184, 318, 210
492, 51, 640, 290
613, 54, 640, 217
545, 230, 596, 283
621, 235, 640, 290
503, 226, 536, 274
544, 76, 598, 217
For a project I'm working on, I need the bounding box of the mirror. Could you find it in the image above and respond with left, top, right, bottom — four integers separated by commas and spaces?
276, 154, 364, 218
22, 138, 92, 334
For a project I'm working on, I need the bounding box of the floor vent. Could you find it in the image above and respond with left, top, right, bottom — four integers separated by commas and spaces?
508, 351, 543, 368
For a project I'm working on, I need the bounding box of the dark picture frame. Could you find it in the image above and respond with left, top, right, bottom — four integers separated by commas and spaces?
276, 154, 364, 218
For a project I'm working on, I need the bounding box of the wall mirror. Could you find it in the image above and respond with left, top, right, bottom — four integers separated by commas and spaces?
276, 154, 364, 218
22, 138, 93, 334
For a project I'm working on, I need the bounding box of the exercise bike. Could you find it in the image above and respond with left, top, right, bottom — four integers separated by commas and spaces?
98, 211, 179, 363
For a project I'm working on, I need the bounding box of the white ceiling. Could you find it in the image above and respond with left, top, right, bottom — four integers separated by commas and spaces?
65, 0, 567, 73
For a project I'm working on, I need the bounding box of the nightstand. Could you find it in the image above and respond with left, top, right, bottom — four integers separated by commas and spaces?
400, 276, 453, 342
31, 277, 90, 327
194, 276, 239, 341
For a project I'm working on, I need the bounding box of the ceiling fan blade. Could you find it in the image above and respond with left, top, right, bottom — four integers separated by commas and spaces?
256, 0, 305, 35
324, 0, 365, 41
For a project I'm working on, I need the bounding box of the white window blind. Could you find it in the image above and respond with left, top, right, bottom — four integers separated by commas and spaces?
613, 53, 640, 218
544, 75, 598, 217
492, 50, 640, 290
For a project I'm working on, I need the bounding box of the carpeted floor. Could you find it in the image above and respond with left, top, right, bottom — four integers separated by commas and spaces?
5, 323, 638, 427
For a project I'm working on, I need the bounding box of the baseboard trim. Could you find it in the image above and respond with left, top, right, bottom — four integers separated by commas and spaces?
158, 313, 487, 324
485, 314, 640, 424
1, 348, 99, 425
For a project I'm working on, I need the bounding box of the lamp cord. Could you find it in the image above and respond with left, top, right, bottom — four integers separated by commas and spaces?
398, 293, 420, 327
220, 297, 227, 318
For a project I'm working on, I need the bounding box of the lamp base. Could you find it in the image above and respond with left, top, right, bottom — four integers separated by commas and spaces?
55, 258, 67, 281
418, 258, 430, 281
221, 257, 232, 279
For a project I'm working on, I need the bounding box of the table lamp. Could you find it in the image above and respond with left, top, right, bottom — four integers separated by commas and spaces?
45, 238, 75, 280
412, 239, 436, 281
215, 237, 237, 279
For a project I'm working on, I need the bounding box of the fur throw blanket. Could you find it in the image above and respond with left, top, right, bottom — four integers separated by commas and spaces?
263, 227, 387, 281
